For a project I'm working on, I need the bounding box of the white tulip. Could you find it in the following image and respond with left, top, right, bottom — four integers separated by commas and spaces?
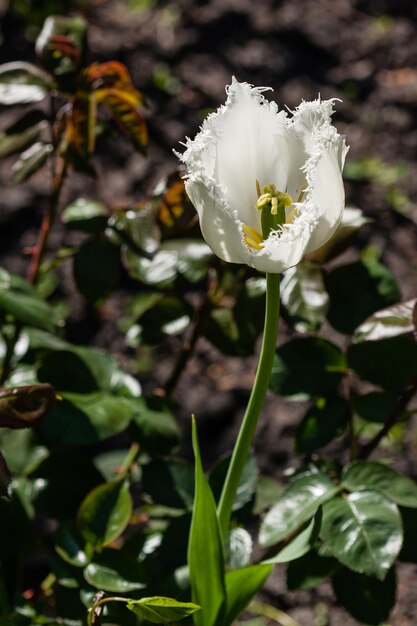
177, 78, 348, 274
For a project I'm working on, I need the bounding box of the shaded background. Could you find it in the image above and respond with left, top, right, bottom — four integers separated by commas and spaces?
1, 0, 417, 624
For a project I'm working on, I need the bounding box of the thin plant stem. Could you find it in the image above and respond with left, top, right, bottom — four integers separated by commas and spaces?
217, 271, 280, 540
87, 596, 129, 626
117, 442, 140, 478
358, 379, 417, 460
248, 600, 301, 626
162, 292, 212, 398
27, 155, 69, 284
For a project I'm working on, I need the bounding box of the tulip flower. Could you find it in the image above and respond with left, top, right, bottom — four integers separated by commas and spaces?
178, 78, 348, 274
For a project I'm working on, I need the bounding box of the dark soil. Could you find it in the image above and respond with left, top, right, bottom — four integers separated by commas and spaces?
1, 1, 417, 624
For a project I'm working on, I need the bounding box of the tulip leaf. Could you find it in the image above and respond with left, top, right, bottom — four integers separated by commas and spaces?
259, 472, 339, 546
222, 564, 273, 626
342, 461, 417, 508
262, 511, 322, 564
281, 262, 328, 330
332, 567, 396, 625
326, 258, 400, 335
62, 198, 108, 233
295, 396, 350, 454
73, 235, 120, 303
78, 480, 132, 549
11, 142, 53, 183
270, 337, 346, 399
0, 61, 50, 105
320, 491, 403, 578
287, 551, 337, 590
348, 335, 417, 389
188, 418, 226, 626
127, 597, 200, 624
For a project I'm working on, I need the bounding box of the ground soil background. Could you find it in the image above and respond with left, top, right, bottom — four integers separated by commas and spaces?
1, 1, 417, 625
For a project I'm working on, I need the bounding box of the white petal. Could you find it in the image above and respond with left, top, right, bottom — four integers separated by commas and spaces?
185, 179, 250, 265
250, 211, 319, 274
292, 99, 348, 253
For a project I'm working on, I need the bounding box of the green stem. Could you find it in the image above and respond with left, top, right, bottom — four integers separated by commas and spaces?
217, 272, 281, 540
88, 596, 129, 626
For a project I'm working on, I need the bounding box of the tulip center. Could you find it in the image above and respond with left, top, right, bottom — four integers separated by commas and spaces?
242, 182, 294, 251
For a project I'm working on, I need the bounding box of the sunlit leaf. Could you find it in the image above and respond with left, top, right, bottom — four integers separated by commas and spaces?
129, 396, 181, 455
281, 262, 328, 330
353, 298, 417, 342
127, 597, 200, 624
36, 15, 87, 78
262, 511, 322, 564
259, 472, 339, 546
320, 491, 402, 578
306, 207, 370, 263
84, 551, 145, 592
11, 141, 53, 183
78, 480, 132, 548
62, 197, 108, 233
342, 461, 417, 508
65, 91, 96, 162
0, 61, 50, 105
95, 87, 147, 153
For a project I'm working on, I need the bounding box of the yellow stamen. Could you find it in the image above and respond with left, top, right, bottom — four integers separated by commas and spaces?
242, 223, 263, 250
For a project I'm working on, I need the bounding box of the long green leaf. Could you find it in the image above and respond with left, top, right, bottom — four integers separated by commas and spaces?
223, 564, 272, 626
188, 418, 226, 626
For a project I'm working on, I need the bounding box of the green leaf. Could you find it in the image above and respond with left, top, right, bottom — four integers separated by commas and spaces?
348, 335, 417, 389
0, 61, 50, 105
332, 567, 396, 625
124, 247, 178, 287
353, 391, 397, 423
262, 511, 322, 564
188, 418, 226, 626
84, 550, 145, 592
127, 597, 200, 624
129, 396, 181, 455
137, 296, 192, 343
259, 472, 339, 546
287, 551, 337, 590
343, 461, 417, 508
40, 392, 132, 445
163, 239, 213, 283
326, 258, 401, 335
11, 141, 53, 183
36, 15, 87, 81
142, 459, 194, 510
281, 262, 328, 330
295, 396, 350, 454
38, 346, 141, 396
320, 491, 403, 578
270, 337, 346, 399
222, 565, 273, 626
62, 198, 108, 233
353, 298, 417, 342
0, 270, 59, 331
0, 110, 47, 158
73, 235, 120, 303
55, 522, 90, 567
78, 480, 132, 549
